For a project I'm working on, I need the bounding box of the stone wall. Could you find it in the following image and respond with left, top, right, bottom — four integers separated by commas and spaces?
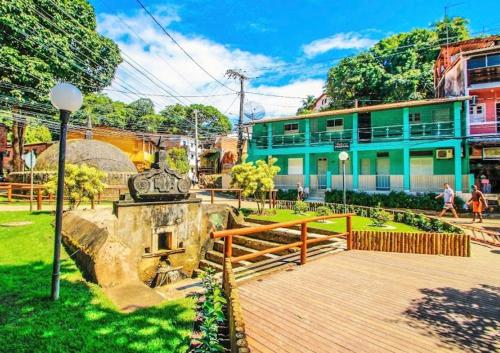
61, 200, 242, 289
223, 258, 250, 353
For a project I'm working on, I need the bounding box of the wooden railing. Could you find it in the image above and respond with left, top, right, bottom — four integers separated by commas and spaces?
211, 213, 355, 267
195, 188, 243, 209
459, 224, 500, 247
0, 183, 45, 210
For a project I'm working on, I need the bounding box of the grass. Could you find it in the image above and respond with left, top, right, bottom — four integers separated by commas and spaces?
248, 209, 422, 233
0, 211, 195, 353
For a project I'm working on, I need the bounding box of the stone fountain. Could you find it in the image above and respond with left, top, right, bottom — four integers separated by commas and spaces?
61, 149, 242, 300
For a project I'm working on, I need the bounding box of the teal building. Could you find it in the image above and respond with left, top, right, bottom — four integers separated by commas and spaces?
247, 97, 473, 195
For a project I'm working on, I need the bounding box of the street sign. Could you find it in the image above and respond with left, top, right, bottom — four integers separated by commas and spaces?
23, 151, 37, 169
334, 141, 350, 151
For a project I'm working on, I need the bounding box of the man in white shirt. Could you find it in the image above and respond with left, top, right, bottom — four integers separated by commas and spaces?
435, 183, 459, 218
297, 183, 304, 201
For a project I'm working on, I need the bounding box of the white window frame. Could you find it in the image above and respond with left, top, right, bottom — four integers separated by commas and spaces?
469, 103, 486, 124
288, 158, 303, 175
284, 123, 299, 135
326, 118, 343, 132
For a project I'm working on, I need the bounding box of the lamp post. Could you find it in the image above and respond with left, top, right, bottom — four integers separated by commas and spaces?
49, 82, 83, 301
338, 151, 349, 214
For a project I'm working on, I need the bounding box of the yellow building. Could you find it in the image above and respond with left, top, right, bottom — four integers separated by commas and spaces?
67, 126, 156, 172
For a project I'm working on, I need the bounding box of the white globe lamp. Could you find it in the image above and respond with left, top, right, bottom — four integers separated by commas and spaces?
49, 82, 82, 301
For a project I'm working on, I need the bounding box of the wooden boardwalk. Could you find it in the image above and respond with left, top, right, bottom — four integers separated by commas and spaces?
238, 244, 500, 353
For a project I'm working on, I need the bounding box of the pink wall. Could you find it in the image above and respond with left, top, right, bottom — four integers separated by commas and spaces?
469, 87, 499, 135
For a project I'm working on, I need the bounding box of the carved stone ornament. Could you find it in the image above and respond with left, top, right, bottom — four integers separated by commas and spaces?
128, 150, 191, 201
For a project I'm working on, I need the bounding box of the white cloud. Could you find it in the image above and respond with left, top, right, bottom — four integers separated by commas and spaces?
302, 32, 377, 57
96, 9, 322, 121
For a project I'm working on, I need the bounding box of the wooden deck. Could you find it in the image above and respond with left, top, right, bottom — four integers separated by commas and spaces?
238, 244, 500, 352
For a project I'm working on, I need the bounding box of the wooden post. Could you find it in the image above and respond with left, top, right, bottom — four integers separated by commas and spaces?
7, 184, 12, 202
210, 190, 214, 204
300, 223, 307, 265
238, 190, 241, 209
36, 189, 42, 211
224, 235, 233, 259
346, 215, 352, 250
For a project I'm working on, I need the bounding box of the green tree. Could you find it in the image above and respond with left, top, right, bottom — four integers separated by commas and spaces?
297, 95, 317, 115
72, 93, 132, 128
326, 17, 470, 108
166, 147, 190, 174
25, 124, 52, 144
159, 103, 231, 135
44, 163, 107, 210
230, 158, 280, 214
0, 0, 122, 171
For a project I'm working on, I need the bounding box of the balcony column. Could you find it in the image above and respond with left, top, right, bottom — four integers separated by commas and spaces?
453, 101, 462, 138
304, 152, 310, 189
352, 150, 358, 191
326, 170, 332, 191
267, 123, 272, 150
351, 113, 359, 191
352, 113, 358, 145
454, 143, 462, 193
403, 107, 410, 140
305, 119, 310, 146
403, 147, 410, 192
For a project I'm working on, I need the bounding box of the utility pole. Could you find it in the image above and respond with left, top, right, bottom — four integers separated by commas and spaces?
225, 69, 248, 163
194, 109, 199, 180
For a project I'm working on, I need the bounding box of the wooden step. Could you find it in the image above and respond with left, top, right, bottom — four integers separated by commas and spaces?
235, 243, 345, 282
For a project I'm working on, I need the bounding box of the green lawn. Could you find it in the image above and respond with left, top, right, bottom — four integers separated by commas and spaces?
0, 211, 195, 353
248, 209, 422, 233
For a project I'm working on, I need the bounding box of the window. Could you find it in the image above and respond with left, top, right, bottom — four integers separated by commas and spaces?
432, 109, 450, 122
288, 158, 303, 175
488, 54, 500, 67
284, 123, 299, 134
410, 157, 433, 176
326, 118, 343, 131
182, 141, 187, 146
157, 232, 173, 251
409, 112, 421, 123
468, 56, 486, 70
469, 103, 486, 124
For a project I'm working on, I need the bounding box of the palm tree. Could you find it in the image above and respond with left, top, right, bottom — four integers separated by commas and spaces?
297, 95, 317, 115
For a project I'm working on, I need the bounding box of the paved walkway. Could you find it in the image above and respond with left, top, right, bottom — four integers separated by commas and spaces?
238, 244, 500, 353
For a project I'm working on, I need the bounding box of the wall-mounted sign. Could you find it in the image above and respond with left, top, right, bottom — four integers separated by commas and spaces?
483, 147, 500, 160
334, 141, 350, 151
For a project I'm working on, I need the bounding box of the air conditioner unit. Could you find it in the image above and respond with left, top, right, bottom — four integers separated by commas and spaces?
436, 149, 453, 159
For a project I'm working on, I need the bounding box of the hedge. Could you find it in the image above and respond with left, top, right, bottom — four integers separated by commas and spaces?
324, 190, 465, 212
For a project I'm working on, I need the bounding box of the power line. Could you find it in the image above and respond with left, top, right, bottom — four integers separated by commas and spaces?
135, 0, 237, 93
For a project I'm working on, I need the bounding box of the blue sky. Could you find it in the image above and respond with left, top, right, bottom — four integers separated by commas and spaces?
89, 0, 498, 117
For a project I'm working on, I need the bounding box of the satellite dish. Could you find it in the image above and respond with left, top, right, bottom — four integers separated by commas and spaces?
243, 101, 265, 121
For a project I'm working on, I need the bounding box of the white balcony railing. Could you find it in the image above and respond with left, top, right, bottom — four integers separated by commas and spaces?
274, 175, 305, 190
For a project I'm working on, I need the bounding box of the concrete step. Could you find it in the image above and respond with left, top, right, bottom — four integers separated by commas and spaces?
232, 236, 298, 255
198, 259, 223, 272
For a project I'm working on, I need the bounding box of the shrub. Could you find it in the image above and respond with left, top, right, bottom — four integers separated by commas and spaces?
276, 189, 297, 201
315, 206, 331, 217
293, 200, 309, 214
370, 206, 392, 227
196, 268, 226, 353
44, 163, 107, 210
324, 189, 465, 211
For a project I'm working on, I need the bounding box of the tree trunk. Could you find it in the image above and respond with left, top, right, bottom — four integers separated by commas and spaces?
11, 111, 26, 172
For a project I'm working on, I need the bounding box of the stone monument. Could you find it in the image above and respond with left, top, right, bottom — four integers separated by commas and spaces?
62, 150, 242, 296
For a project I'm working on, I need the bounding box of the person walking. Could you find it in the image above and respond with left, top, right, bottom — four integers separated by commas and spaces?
188, 168, 197, 189
435, 183, 459, 218
467, 185, 487, 223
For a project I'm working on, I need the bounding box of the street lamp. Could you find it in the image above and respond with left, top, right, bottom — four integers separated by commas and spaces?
49, 82, 83, 301
338, 151, 349, 213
